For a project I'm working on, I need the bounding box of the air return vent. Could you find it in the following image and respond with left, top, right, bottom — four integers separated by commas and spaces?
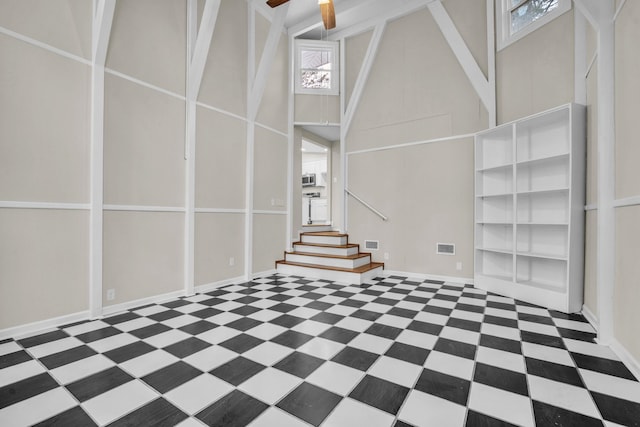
364, 240, 379, 251
437, 243, 455, 255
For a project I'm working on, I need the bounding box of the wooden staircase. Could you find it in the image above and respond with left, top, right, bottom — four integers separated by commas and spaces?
276, 231, 384, 284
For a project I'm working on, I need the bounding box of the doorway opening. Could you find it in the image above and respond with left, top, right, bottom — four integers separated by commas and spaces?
301, 139, 330, 226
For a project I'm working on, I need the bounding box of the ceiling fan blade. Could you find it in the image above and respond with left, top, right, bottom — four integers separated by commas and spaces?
319, 0, 336, 30
266, 0, 289, 8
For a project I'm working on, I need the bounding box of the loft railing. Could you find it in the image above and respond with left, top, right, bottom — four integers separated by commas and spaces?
345, 188, 388, 221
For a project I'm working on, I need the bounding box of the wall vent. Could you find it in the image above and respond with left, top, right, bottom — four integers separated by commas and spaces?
437, 243, 455, 255
364, 240, 379, 251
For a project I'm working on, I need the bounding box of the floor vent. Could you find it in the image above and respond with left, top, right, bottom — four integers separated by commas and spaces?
437, 243, 455, 255
364, 240, 379, 251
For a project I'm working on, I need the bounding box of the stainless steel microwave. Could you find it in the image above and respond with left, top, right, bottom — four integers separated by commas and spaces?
302, 173, 316, 187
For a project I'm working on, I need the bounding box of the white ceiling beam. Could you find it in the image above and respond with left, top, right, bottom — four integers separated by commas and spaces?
188, 0, 221, 100
248, 3, 289, 120
427, 0, 492, 116
288, 0, 371, 38
574, 0, 610, 29
342, 22, 386, 136
328, 0, 432, 41
92, 0, 116, 65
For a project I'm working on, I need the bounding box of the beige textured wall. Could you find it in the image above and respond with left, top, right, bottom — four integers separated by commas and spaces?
195, 107, 246, 209
0, 3, 91, 329
294, 94, 341, 125
0, 210, 89, 329
0, 35, 90, 203
496, 10, 574, 124
584, 211, 598, 318
613, 0, 640, 364
344, 30, 372, 108
253, 213, 287, 273
256, 22, 289, 133
0, 0, 91, 59
348, 139, 474, 278
195, 213, 245, 286
198, 0, 247, 117
253, 127, 288, 212
103, 212, 184, 305
442, 0, 488, 77
348, 9, 487, 153
104, 74, 186, 207
106, 0, 186, 95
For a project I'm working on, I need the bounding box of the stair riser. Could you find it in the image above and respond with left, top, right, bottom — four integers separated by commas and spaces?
293, 244, 359, 256
276, 263, 383, 284
300, 225, 333, 233
285, 253, 371, 269
301, 235, 347, 245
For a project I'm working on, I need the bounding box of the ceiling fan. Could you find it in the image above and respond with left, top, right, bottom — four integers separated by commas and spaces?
266, 0, 336, 30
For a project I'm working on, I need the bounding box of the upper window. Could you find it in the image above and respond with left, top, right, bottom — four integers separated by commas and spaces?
497, 0, 571, 50
295, 39, 339, 96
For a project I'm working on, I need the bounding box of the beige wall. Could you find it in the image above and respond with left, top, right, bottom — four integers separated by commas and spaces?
103, 212, 184, 304
0, 0, 290, 330
195, 106, 247, 209
104, 74, 186, 207
613, 0, 640, 364
0, 34, 90, 203
195, 213, 245, 286
0, 0, 91, 59
198, 0, 247, 117
106, 0, 186, 95
0, 6, 91, 329
0, 210, 89, 329
295, 94, 341, 125
344, 30, 372, 108
253, 213, 287, 273
348, 139, 474, 278
497, 9, 574, 124
342, 6, 484, 279
348, 9, 487, 153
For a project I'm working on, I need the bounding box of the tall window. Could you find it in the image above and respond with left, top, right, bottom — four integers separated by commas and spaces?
295, 40, 339, 95
497, 0, 571, 50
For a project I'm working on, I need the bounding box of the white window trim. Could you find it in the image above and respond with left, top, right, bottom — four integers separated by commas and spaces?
496, 0, 572, 51
294, 39, 340, 96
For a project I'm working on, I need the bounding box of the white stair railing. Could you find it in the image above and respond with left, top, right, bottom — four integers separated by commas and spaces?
345, 188, 388, 221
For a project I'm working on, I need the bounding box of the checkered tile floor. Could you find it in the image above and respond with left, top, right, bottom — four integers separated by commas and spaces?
1, 275, 639, 427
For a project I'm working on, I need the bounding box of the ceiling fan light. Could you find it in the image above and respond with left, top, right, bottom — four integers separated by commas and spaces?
318, 0, 330, 4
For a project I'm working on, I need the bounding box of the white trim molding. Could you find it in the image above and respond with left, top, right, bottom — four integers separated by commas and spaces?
610, 339, 640, 382
103, 205, 187, 213
0, 201, 90, 210
0, 25, 91, 66
101, 290, 186, 317
195, 275, 247, 294
0, 311, 91, 342
347, 133, 475, 156
613, 195, 640, 209
582, 304, 599, 332
383, 270, 473, 286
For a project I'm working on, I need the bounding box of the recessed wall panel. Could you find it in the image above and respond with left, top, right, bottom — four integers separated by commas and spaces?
195, 213, 245, 286
195, 107, 246, 209
106, 0, 186, 95
104, 73, 186, 207
253, 127, 287, 212
253, 213, 286, 274
0, 0, 91, 59
0, 34, 90, 203
0, 209, 89, 329
198, 0, 247, 117
103, 211, 184, 306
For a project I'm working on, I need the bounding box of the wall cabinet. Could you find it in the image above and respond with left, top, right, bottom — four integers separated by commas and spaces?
474, 104, 586, 313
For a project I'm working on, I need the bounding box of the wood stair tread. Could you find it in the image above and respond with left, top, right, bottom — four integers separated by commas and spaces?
276, 260, 384, 274
301, 231, 347, 237
293, 241, 359, 249
285, 251, 370, 260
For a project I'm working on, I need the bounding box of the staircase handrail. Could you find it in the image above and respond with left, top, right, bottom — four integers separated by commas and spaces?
345, 188, 388, 221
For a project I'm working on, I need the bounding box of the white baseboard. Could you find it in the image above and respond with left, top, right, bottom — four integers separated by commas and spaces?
383, 270, 474, 285
0, 311, 90, 341
102, 290, 187, 317
581, 304, 599, 332
195, 276, 247, 294
252, 269, 276, 279
610, 338, 640, 382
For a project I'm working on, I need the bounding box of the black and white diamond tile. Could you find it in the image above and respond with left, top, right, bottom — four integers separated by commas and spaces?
1, 274, 639, 426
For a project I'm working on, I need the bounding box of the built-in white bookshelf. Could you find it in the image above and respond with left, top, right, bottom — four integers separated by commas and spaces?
474, 104, 586, 313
